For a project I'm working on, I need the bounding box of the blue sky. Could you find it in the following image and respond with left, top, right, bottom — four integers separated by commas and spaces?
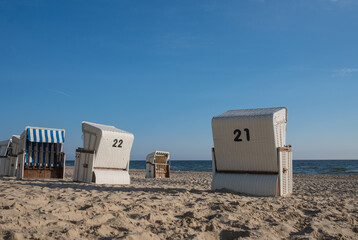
0, 0, 357, 160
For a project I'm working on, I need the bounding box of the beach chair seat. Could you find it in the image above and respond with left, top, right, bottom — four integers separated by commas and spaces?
73, 121, 134, 184
211, 107, 292, 196
146, 151, 170, 178
16, 127, 66, 179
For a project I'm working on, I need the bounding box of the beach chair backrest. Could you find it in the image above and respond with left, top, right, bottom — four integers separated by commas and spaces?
0, 139, 11, 156
0, 139, 11, 176
154, 152, 169, 164
212, 107, 287, 173
10, 136, 20, 155
82, 122, 134, 170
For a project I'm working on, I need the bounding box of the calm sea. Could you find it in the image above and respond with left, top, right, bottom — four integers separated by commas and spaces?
66, 160, 358, 175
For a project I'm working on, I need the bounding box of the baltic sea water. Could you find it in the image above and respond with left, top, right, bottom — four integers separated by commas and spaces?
66, 160, 358, 175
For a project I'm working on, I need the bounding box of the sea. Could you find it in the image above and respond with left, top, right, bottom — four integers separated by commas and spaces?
66, 160, 358, 175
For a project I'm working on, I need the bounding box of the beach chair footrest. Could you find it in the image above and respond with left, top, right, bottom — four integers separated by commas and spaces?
23, 167, 64, 179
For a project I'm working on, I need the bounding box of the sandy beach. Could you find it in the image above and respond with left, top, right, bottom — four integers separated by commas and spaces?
0, 167, 357, 240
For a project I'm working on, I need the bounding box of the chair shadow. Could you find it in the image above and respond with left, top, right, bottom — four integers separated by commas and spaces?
0, 177, 212, 195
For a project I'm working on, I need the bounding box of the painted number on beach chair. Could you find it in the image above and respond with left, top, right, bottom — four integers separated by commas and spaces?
234, 128, 250, 142
112, 139, 123, 148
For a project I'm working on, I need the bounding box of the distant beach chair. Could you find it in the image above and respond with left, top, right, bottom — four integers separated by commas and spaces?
211, 107, 292, 196
73, 121, 134, 184
16, 127, 66, 179
0, 139, 12, 176
146, 151, 170, 178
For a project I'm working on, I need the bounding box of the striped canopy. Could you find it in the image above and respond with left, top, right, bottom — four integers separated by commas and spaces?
27, 128, 65, 143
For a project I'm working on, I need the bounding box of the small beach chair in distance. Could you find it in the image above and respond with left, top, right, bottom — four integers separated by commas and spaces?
211, 107, 292, 196
146, 151, 170, 178
16, 127, 66, 179
73, 121, 134, 184
0, 139, 12, 176
7, 135, 20, 177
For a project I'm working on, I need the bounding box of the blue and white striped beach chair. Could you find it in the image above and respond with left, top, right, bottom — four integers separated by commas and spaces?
16, 127, 66, 179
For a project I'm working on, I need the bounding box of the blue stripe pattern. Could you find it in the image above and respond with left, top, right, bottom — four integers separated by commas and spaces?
50, 130, 54, 143
39, 130, 43, 142
26, 128, 65, 143
27, 129, 30, 141
25, 140, 29, 165
32, 129, 37, 142
44, 130, 48, 142
56, 131, 59, 143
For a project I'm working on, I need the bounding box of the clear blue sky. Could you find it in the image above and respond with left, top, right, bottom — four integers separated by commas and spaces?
1, 0, 357, 160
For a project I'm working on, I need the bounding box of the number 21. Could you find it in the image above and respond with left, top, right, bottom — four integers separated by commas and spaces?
234, 128, 250, 142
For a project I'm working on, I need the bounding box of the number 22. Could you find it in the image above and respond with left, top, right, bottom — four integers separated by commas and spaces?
112, 139, 123, 148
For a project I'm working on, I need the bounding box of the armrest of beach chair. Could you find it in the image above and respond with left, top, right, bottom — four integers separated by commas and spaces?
73, 148, 95, 182
277, 145, 293, 196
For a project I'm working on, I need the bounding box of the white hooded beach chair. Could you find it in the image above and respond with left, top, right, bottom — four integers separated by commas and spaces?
16, 127, 66, 179
7, 135, 20, 177
73, 121, 134, 184
145, 151, 170, 178
0, 139, 11, 176
211, 107, 292, 197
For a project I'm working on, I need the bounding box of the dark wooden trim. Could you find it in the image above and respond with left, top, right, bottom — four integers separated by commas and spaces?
0, 156, 8, 158
8, 154, 17, 157
216, 170, 279, 175
212, 147, 217, 172
278, 146, 292, 152
76, 148, 95, 154
166, 164, 170, 178
276, 178, 280, 197
146, 162, 168, 165
24, 165, 60, 170
93, 167, 126, 171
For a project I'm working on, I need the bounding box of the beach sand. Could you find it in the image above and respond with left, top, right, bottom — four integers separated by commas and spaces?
0, 168, 357, 239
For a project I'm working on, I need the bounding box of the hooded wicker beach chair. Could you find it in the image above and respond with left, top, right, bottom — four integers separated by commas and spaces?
16, 127, 66, 179
73, 121, 134, 184
211, 107, 292, 196
145, 151, 170, 178
0, 139, 11, 176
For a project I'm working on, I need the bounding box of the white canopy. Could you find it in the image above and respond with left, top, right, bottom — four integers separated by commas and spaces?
212, 107, 287, 173
82, 121, 134, 170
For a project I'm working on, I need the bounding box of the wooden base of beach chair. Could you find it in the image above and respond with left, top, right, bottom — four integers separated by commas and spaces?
23, 167, 64, 179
